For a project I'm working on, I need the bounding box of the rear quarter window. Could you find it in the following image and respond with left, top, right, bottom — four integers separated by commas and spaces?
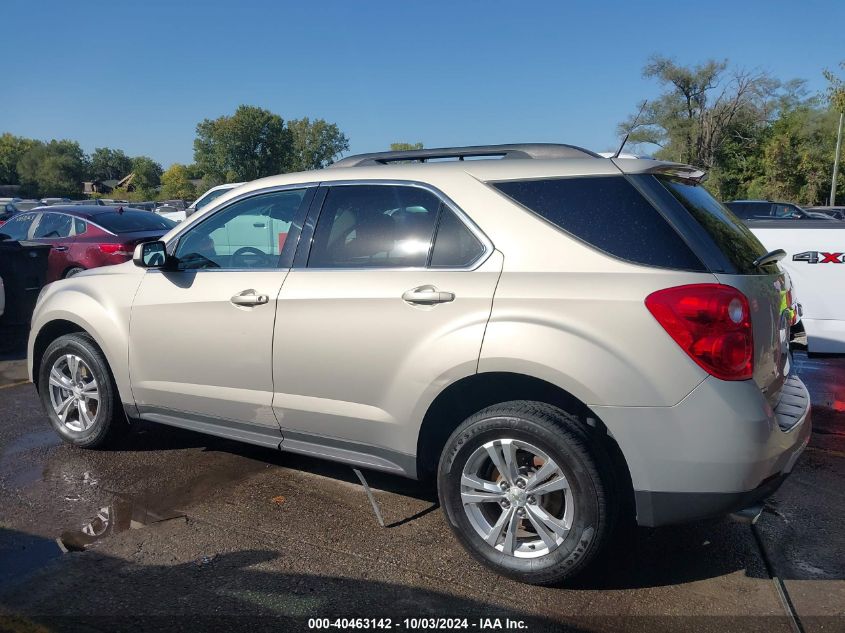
492, 176, 705, 271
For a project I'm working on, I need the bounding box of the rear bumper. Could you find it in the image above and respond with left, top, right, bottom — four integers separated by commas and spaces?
634, 471, 791, 527
593, 374, 811, 527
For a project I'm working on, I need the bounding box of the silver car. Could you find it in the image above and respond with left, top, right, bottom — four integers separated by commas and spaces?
28, 144, 811, 585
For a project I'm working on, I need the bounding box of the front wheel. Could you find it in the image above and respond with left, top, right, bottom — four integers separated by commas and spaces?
38, 333, 127, 448
437, 401, 613, 585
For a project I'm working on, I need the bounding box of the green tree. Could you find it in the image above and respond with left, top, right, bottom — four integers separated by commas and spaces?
194, 105, 291, 182
757, 106, 842, 205
130, 155, 163, 195
0, 133, 39, 185
17, 139, 87, 198
160, 163, 198, 200
620, 56, 782, 171
89, 147, 132, 181
287, 117, 350, 171
390, 142, 423, 151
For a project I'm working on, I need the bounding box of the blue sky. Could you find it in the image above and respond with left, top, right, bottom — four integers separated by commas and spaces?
3, 0, 843, 167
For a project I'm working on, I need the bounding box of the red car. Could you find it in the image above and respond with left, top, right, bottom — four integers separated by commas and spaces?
0, 206, 175, 282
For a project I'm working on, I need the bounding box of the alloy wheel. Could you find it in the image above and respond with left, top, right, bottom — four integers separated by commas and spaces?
460, 438, 574, 558
48, 354, 100, 432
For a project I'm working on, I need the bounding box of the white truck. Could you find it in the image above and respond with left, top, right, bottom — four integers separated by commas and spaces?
746, 219, 845, 353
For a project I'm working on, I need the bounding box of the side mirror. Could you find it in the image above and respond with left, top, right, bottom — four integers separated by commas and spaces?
133, 240, 168, 268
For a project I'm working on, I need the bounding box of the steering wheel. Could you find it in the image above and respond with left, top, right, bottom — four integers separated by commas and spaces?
231, 246, 270, 268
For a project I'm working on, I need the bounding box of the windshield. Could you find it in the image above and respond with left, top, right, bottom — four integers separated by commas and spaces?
93, 209, 176, 233
656, 177, 772, 274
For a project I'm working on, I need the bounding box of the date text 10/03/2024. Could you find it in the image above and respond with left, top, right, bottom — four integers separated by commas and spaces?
308, 618, 529, 630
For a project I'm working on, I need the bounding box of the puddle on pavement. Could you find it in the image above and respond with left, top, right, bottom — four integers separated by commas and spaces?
0, 530, 64, 590
59, 498, 185, 552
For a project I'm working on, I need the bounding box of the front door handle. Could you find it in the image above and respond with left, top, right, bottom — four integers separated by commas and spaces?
53, 246, 68, 252
402, 285, 455, 305
230, 290, 269, 307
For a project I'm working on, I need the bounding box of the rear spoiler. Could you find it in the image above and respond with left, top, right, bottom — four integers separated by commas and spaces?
611, 158, 707, 184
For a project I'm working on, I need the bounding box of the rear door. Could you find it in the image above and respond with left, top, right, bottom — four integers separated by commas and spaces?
31, 212, 74, 281
271, 182, 501, 463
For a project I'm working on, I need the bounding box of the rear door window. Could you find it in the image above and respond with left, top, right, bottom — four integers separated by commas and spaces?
308, 185, 441, 268
33, 213, 72, 239
492, 176, 705, 271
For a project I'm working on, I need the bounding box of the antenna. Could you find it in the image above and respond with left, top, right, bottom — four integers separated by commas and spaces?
613, 100, 648, 158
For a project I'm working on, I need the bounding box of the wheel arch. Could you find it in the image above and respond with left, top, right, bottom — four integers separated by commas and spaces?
416, 371, 634, 515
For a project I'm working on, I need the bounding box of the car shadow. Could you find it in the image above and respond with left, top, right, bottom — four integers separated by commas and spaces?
0, 528, 578, 632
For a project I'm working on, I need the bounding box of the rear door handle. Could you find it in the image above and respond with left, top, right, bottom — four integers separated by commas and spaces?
402, 285, 455, 305
230, 290, 269, 307
53, 246, 68, 252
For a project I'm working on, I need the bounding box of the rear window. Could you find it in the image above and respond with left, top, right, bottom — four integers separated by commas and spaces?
492, 176, 705, 271
656, 178, 770, 274
93, 209, 176, 233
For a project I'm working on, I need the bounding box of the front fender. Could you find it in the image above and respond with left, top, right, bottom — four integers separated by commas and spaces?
28, 268, 144, 407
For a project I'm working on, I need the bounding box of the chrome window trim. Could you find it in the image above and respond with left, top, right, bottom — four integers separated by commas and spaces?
302, 178, 494, 272
162, 182, 318, 272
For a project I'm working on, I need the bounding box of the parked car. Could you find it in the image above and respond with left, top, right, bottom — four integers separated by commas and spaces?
67, 199, 107, 206
1, 200, 43, 225
28, 144, 809, 585
0, 275, 4, 319
154, 205, 186, 223
725, 200, 835, 220
186, 182, 244, 218
158, 199, 187, 211
805, 205, 845, 220
126, 201, 157, 212
743, 217, 845, 353
0, 206, 175, 282
39, 197, 71, 206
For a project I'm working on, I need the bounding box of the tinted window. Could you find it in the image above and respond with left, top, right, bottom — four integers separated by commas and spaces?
656, 178, 770, 275
93, 209, 176, 233
493, 176, 705, 270
33, 213, 72, 239
0, 212, 37, 241
430, 207, 485, 268
175, 189, 306, 270
309, 185, 440, 268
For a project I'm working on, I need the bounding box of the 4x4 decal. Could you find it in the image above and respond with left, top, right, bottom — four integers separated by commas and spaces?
792, 251, 844, 264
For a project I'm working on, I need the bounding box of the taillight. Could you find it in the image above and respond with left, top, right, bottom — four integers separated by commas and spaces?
645, 284, 753, 381
98, 243, 131, 256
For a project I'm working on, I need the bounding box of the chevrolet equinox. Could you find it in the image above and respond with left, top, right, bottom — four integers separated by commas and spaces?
28, 144, 811, 585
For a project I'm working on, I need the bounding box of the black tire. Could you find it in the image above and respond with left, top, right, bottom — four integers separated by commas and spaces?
37, 332, 127, 449
437, 400, 614, 585
64, 267, 85, 278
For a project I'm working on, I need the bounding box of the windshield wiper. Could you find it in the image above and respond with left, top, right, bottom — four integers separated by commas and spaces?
752, 249, 786, 269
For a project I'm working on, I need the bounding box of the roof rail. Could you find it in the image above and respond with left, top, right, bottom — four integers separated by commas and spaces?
329, 143, 600, 168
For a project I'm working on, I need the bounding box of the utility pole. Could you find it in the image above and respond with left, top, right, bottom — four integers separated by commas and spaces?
831, 111, 844, 206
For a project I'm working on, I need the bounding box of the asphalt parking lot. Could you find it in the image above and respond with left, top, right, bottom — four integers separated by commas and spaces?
0, 345, 842, 633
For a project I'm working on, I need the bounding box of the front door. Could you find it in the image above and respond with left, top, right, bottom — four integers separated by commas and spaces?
129, 187, 312, 430
272, 183, 502, 460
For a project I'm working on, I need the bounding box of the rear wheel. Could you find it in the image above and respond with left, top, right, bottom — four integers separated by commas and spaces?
38, 333, 127, 448
438, 401, 613, 585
